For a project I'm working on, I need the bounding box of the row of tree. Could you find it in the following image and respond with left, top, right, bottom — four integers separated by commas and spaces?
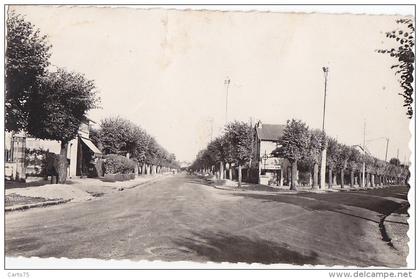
191, 121, 254, 186
6, 11, 99, 183
274, 119, 409, 190
90, 117, 179, 173
5, 12, 179, 181
191, 119, 410, 190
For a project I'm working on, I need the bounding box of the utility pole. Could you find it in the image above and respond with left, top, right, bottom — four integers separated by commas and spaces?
397, 148, 400, 160
362, 120, 366, 187
320, 67, 329, 190
224, 77, 231, 124
385, 137, 389, 162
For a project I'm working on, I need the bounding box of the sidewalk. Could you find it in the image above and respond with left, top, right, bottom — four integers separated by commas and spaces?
212, 178, 404, 194
213, 179, 299, 194
5, 174, 170, 212
383, 210, 409, 256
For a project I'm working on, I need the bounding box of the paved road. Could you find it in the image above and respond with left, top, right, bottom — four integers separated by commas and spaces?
5, 174, 408, 267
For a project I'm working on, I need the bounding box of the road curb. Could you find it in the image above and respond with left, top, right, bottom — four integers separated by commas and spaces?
5, 198, 72, 212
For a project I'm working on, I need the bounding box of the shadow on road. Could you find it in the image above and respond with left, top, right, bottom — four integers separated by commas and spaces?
172, 230, 319, 265
232, 190, 408, 217
343, 187, 408, 200
183, 175, 215, 187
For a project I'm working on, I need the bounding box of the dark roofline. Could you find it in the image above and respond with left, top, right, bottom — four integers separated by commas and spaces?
255, 123, 285, 141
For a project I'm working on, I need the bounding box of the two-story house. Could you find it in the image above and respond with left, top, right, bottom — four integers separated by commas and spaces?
255, 121, 290, 186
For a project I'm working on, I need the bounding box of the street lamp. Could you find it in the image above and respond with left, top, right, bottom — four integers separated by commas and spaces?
320, 67, 329, 189
322, 67, 328, 131
262, 151, 268, 170
224, 77, 231, 124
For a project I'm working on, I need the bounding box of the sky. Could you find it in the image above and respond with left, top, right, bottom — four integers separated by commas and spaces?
9, 5, 413, 163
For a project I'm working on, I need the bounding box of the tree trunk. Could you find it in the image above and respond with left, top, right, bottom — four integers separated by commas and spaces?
358, 172, 362, 187
238, 164, 242, 187
350, 169, 354, 188
279, 168, 283, 186
57, 141, 69, 183
340, 168, 345, 188
313, 162, 319, 189
219, 161, 224, 180
290, 161, 298, 190
229, 164, 233, 180
371, 174, 375, 187
248, 157, 253, 181
328, 167, 333, 189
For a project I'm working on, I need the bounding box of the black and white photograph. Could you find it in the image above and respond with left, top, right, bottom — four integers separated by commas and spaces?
2, 2, 417, 275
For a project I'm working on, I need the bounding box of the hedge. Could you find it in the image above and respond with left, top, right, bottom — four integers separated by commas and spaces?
103, 154, 136, 174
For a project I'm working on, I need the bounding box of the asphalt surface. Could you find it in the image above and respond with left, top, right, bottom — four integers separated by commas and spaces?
5, 174, 409, 267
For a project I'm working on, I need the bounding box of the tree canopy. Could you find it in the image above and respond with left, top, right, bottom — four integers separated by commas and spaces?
93, 116, 179, 169
224, 121, 254, 165
377, 18, 414, 118
274, 119, 310, 163
27, 68, 99, 144
5, 11, 52, 132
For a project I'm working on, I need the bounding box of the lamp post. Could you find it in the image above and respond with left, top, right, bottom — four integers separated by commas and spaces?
320, 67, 329, 189
224, 77, 231, 124
262, 151, 268, 170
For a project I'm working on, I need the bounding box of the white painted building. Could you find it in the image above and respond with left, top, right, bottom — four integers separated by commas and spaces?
255, 121, 289, 186
5, 118, 102, 180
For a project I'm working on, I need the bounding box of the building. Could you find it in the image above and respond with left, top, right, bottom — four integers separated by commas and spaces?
5, 118, 102, 181
254, 121, 289, 186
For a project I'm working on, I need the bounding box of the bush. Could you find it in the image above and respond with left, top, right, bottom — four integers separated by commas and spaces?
103, 154, 136, 174
24, 148, 48, 177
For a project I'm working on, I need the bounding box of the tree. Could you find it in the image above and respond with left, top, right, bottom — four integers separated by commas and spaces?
27, 68, 99, 183
97, 117, 139, 156
373, 158, 386, 186
347, 147, 362, 187
364, 154, 375, 187
207, 137, 226, 180
336, 144, 351, 188
222, 135, 235, 180
274, 119, 310, 190
377, 18, 414, 118
5, 11, 52, 131
306, 129, 326, 189
326, 137, 340, 189
224, 121, 254, 187
389, 157, 401, 166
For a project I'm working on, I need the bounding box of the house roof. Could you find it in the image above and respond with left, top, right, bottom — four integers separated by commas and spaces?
256, 124, 285, 141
